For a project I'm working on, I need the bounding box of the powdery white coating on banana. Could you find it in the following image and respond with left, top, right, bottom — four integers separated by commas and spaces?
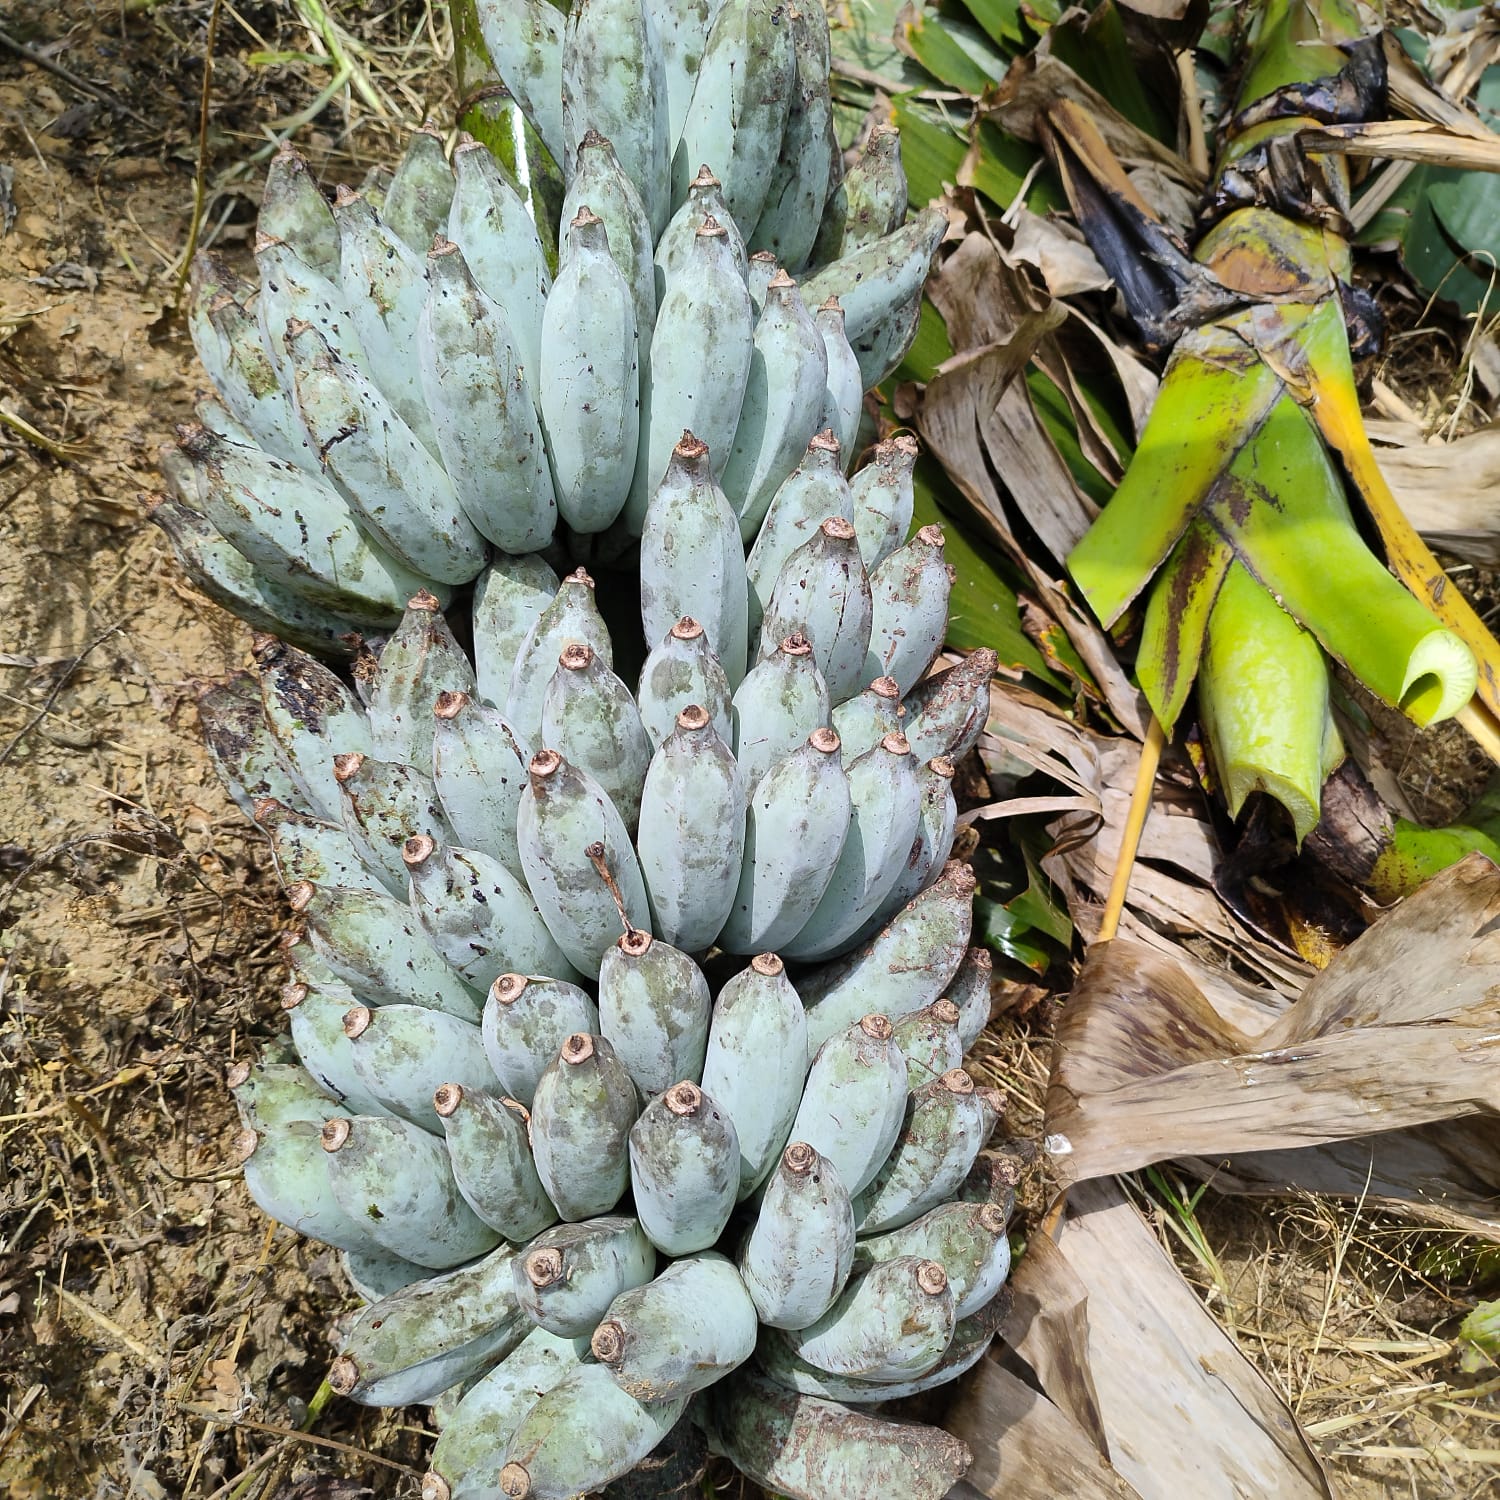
471, 0, 566, 164
539, 209, 640, 534
283, 978, 394, 1117
382, 121, 454, 255
865, 524, 952, 694
738, 1140, 854, 1329
629, 1081, 740, 1255
366, 592, 477, 774
196, 674, 304, 819
636, 616, 734, 748
900, 647, 998, 764
342, 1001, 496, 1133
505, 570, 615, 745
471, 553, 559, 709
259, 143, 340, 276
598, 931, 712, 1097
853, 755, 959, 943
699, 953, 807, 1197
723, 271, 831, 550
229, 1057, 349, 1133
434, 1084, 557, 1243
335, 752, 450, 893
448, 139, 553, 384
719, 728, 851, 954
257, 796, 396, 898
850, 432, 919, 571
481, 973, 601, 1108
786, 1015, 908, 1199
829, 676, 904, 768
656, 167, 749, 306
729, 633, 830, 795
641, 433, 750, 688
321, 1114, 502, 1269
341, 1245, 428, 1303
528, 1033, 640, 1220
853, 284, 925, 389
745, 249, 778, 318
643, 0, 719, 143
592, 1251, 757, 1401
812, 122, 909, 265
890, 998, 965, 1090
419, 240, 559, 557
237, 1121, 380, 1255
511, 1214, 655, 1338
330, 1241, 527, 1407
253, 234, 367, 392
756, 516, 873, 704
432, 692, 533, 882
813, 301, 862, 465
540, 643, 653, 833
853, 1200, 1012, 1321
499, 1362, 687, 1500
948, 944, 996, 1052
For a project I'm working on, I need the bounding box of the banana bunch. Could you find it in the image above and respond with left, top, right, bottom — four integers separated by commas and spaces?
155, 0, 946, 657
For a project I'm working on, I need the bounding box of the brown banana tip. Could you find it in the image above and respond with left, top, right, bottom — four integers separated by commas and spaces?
421, 1473, 452, 1500
768, 267, 795, 289
499, 1462, 532, 1498
941, 1067, 975, 1095
559, 641, 592, 670
320, 1117, 352, 1152
894, 433, 920, 456
932, 998, 961, 1026
871, 676, 901, 701
285, 881, 315, 913
249, 630, 282, 662
783, 1140, 817, 1175
691, 164, 719, 188
570, 205, 603, 228
493, 973, 528, 1004
810, 428, 841, 454
809, 726, 841, 755
751, 952, 784, 977
407, 588, 442, 611
280, 982, 309, 1011
529, 748, 563, 779
591, 1320, 626, 1364
676, 703, 710, 732
225, 1059, 251, 1090
560, 1033, 595, 1065
433, 1082, 464, 1117
328, 1355, 360, 1395
818, 296, 843, 314
434, 689, 469, 720
618, 928, 653, 958
342, 1006, 372, 1039
979, 1202, 1009, 1235
671, 616, 704, 640
250, 796, 284, 825
665, 1081, 703, 1116
695, 215, 726, 237
564, 567, 596, 589
333, 751, 365, 782
781, 633, 813, 658
916, 1260, 950, 1296
402, 833, 437, 867
859, 1014, 894, 1041
674, 431, 710, 461
930, 756, 957, 779
333, 184, 359, 207
945, 860, 978, 894
916, 523, 945, 547
881, 731, 911, 755
525, 1247, 564, 1288
821, 516, 856, 541
252, 230, 283, 254
231, 1127, 258, 1164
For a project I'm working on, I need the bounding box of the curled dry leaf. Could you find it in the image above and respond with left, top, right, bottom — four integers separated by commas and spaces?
1369, 420, 1500, 566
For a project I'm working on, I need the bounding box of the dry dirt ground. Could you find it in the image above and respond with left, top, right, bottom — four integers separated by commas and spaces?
0, 6, 1496, 1500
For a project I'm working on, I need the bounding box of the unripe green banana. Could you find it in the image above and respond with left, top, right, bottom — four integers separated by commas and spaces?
287, 881, 483, 1022
432, 691, 533, 880
830, 676, 904, 766
890, 999, 964, 1089
254, 233, 367, 393
901, 647, 997, 764
801, 205, 947, 349
321, 1113, 502, 1268
234, 1121, 382, 1254
196, 674, 302, 819
776, 1255, 955, 1381
420, 238, 558, 555
699, 954, 806, 1197
424, 1327, 588, 1500
644, 0, 718, 142
499, 1363, 687, 1500
227, 1057, 348, 1132
482, 972, 601, 1107
335, 750, 449, 892
471, 0, 566, 165
472, 552, 559, 708
539, 208, 640, 535
636, 616, 732, 748
342, 1246, 428, 1302
631, 218, 754, 531
850, 432, 918, 570
366, 591, 477, 774
259, 142, 340, 275
704, 1368, 972, 1500
562, 0, 671, 238
756, 516, 873, 704
655, 166, 748, 302
255, 796, 395, 897
150, 495, 371, 659
634, 705, 746, 953
719, 728, 851, 954
748, 1, 836, 272
540, 643, 653, 833
852, 285, 923, 388
341, 1002, 497, 1133
332, 186, 439, 453
799, 861, 977, 1057
737, 1141, 854, 1329
788, 1014, 908, 1197
384, 120, 454, 254
329, 1241, 526, 1406
857, 755, 959, 939
591, 1252, 757, 1401
596, 930, 712, 1097
174, 425, 430, 626
814, 299, 863, 463
433, 1083, 558, 1243
745, 248, 778, 317
254, 635, 373, 821
514, 1215, 656, 1337
516, 750, 649, 979
629, 1080, 740, 1255
506, 569, 615, 745
195, 393, 253, 445
813, 122, 908, 264
947, 944, 995, 1051
559, 130, 657, 348
641, 432, 749, 686
448, 139, 552, 383
285, 320, 489, 585
853, 1070, 993, 1234
673, 0, 794, 227
865, 524, 952, 693
729, 633, 830, 794
853, 1200, 1011, 1321
282, 978, 394, 1117
745, 430, 852, 644
529, 1032, 640, 1219
783, 732, 922, 961
721, 270, 828, 542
